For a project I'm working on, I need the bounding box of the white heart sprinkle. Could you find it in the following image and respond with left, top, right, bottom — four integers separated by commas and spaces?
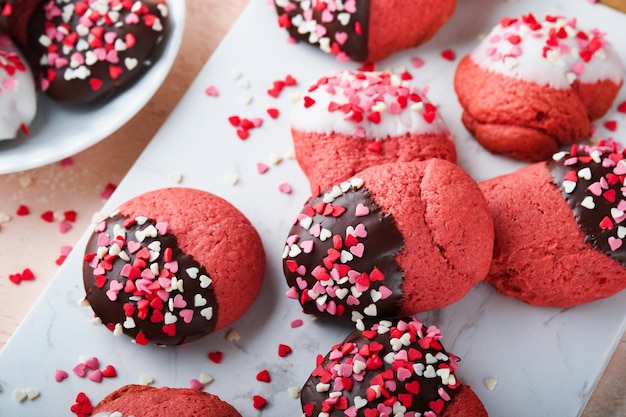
340, 250, 353, 263
370, 289, 382, 302
618, 226, 626, 239
335, 288, 349, 299
425, 353, 438, 364
363, 304, 378, 317
199, 372, 214, 385
26, 388, 40, 400
125, 57, 138, 71
200, 275, 212, 288
563, 180, 576, 194
578, 167, 592, 180
123, 316, 136, 329
13, 389, 27, 402
299, 216, 313, 230
287, 386, 301, 399
139, 374, 154, 386
201, 307, 213, 320
413, 363, 425, 376
337, 12, 351, 25
289, 244, 302, 257
194, 294, 207, 307
354, 396, 367, 409
581, 196, 595, 209
424, 365, 437, 378
186, 267, 199, 279
319, 228, 332, 241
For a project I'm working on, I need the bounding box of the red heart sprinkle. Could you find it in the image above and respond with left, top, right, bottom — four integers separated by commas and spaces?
441, 49, 456, 61
89, 78, 103, 91
256, 369, 271, 383
8, 274, 21, 285
252, 395, 267, 410
405, 380, 420, 394
267, 108, 280, 119
16, 204, 29, 216
617, 101, 626, 113
208, 351, 223, 363
134, 332, 149, 345
63, 210, 77, 222
303, 96, 316, 108
102, 365, 117, 378
367, 141, 381, 153
236, 128, 249, 140
41, 210, 54, 222
21, 268, 35, 280
429, 398, 444, 414
109, 65, 123, 80
284, 74, 297, 86
604, 120, 617, 132
278, 344, 292, 357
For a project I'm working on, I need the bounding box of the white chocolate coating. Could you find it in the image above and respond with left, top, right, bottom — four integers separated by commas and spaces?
0, 33, 37, 141
291, 70, 450, 140
470, 14, 623, 89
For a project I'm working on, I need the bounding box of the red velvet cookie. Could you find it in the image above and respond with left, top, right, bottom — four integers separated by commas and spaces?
301, 316, 488, 417
292, 70, 457, 194
480, 141, 626, 307
454, 14, 623, 161
1, 0, 170, 103
283, 159, 494, 326
82, 187, 266, 346
0, 29, 36, 141
92, 385, 241, 417
274, 0, 456, 62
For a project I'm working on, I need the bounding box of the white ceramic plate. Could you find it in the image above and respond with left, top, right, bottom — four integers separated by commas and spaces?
0, 0, 186, 175
0, 1, 625, 416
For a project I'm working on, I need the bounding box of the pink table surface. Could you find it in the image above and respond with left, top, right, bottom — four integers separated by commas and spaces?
0, 0, 624, 415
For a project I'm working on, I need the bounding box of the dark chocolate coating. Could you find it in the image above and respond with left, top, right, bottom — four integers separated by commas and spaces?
27, 0, 169, 103
301, 317, 459, 416
547, 144, 626, 266
283, 181, 404, 324
275, 0, 370, 61
83, 214, 218, 346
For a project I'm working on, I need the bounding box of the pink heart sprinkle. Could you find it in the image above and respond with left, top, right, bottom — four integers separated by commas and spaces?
97, 233, 111, 247
300, 240, 314, 253
321, 9, 333, 22
2, 78, 15, 90
315, 24, 327, 38
179, 309, 194, 323
571, 61, 585, 75
55, 369, 69, 382
355, 203, 370, 217
608, 237, 623, 251
173, 294, 187, 309
125, 13, 139, 24
189, 379, 204, 390
350, 243, 365, 258
165, 261, 179, 273
296, 265, 306, 275
346, 295, 360, 306
296, 277, 308, 290
127, 241, 141, 254
309, 223, 321, 237
344, 0, 356, 13
251, 117, 263, 128
205, 85, 219, 96
94, 48, 106, 61
378, 285, 392, 299
72, 363, 87, 377
155, 221, 168, 235
104, 31, 117, 44
59, 220, 73, 234
285, 286, 299, 299
291, 319, 303, 328
411, 57, 425, 68
278, 182, 292, 194
335, 32, 348, 45
106, 280, 123, 301
353, 223, 367, 238
106, 50, 119, 64
302, 8, 313, 20
88, 369, 103, 383
84, 356, 99, 370
257, 162, 269, 174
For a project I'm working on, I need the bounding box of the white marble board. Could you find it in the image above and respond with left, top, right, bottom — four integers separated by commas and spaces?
1, 0, 626, 416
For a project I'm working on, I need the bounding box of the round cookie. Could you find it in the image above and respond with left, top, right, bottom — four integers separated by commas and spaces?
0, 29, 36, 140
301, 316, 488, 417
292, 70, 457, 194
92, 385, 241, 417
480, 141, 626, 307
283, 159, 494, 326
454, 13, 623, 161
23, 0, 169, 103
82, 187, 266, 346
274, 0, 456, 62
